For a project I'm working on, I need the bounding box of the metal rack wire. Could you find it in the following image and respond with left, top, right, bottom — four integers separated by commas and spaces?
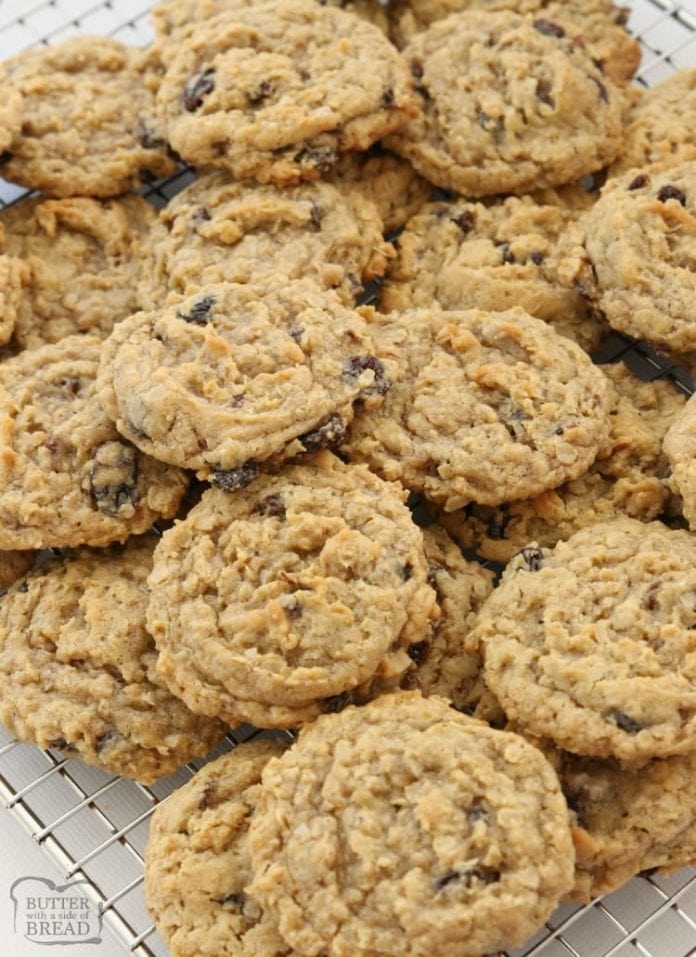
1, 0, 696, 954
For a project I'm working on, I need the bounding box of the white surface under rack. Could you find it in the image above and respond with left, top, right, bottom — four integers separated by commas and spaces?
2, 0, 696, 954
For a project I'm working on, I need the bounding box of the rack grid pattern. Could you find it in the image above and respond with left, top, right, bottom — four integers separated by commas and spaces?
1, 0, 696, 954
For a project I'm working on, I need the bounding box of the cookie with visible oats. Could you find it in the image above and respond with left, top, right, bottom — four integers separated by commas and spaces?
146, 453, 438, 728
144, 739, 294, 957
341, 306, 612, 511
1, 195, 156, 350
441, 363, 685, 562
389, 0, 640, 86
248, 692, 574, 957
476, 519, 696, 762
0, 334, 187, 550
98, 280, 395, 483
0, 536, 225, 783
380, 194, 607, 352
2, 37, 175, 198
562, 161, 696, 352
401, 526, 494, 712
138, 171, 394, 308
155, 0, 417, 185
386, 11, 624, 196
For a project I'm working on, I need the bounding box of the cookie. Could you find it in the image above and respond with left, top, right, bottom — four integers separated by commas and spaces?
564, 162, 696, 352
0, 78, 22, 154
155, 0, 417, 185
138, 171, 394, 308
0, 550, 36, 592
0, 536, 225, 783
144, 739, 293, 957
152, 0, 389, 40
386, 11, 624, 196
0, 334, 188, 550
97, 280, 395, 481
380, 194, 608, 353
663, 390, 696, 531
341, 306, 612, 511
0, 227, 29, 347
401, 526, 494, 712
146, 452, 438, 728
611, 69, 696, 176
441, 363, 685, 562
389, 0, 640, 86
248, 692, 575, 957
558, 748, 696, 902
1, 195, 157, 350
330, 148, 431, 233
476, 519, 696, 761
1, 37, 176, 198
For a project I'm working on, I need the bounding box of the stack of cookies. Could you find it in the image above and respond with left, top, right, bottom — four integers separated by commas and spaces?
1, 0, 696, 952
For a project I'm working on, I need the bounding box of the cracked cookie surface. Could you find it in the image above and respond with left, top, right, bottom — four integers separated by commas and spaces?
147, 453, 437, 728
248, 692, 574, 957
98, 280, 395, 481
0, 536, 225, 782
1, 195, 156, 350
386, 10, 624, 195
155, 0, 417, 185
476, 519, 696, 761
341, 306, 612, 511
145, 739, 293, 957
0, 334, 187, 550
2, 37, 175, 197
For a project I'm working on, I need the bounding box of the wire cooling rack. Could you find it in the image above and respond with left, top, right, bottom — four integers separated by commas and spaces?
2, 0, 696, 954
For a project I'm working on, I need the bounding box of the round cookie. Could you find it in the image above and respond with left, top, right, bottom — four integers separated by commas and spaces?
558, 748, 696, 902
155, 0, 417, 185
138, 171, 394, 308
562, 161, 696, 352
441, 363, 685, 562
401, 526, 494, 712
385, 11, 624, 196
610, 69, 696, 176
152, 0, 389, 40
476, 519, 696, 761
0, 80, 22, 154
146, 453, 438, 728
0, 536, 225, 783
341, 306, 613, 511
389, 0, 640, 86
248, 692, 575, 957
380, 195, 608, 353
1, 195, 157, 350
144, 739, 293, 957
0, 334, 188, 550
0, 550, 37, 592
1, 37, 176, 198
97, 280, 395, 482
663, 391, 696, 531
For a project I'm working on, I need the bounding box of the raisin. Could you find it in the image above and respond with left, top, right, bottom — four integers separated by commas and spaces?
535, 79, 554, 107
0, 150, 12, 165
176, 294, 216, 326
628, 174, 649, 191
499, 242, 515, 264
643, 581, 661, 611
401, 671, 420, 690
401, 562, 413, 581
342, 355, 390, 396
452, 209, 475, 233
213, 893, 246, 908
56, 376, 82, 395
529, 251, 545, 265
410, 60, 430, 100
199, 782, 216, 810
612, 709, 643, 734
253, 494, 286, 519
211, 462, 259, 492
407, 641, 429, 665
381, 87, 395, 108
248, 79, 273, 105
590, 76, 610, 103
309, 200, 323, 230
18, 580, 29, 593
657, 184, 687, 206
96, 727, 119, 752
89, 442, 139, 517
192, 206, 211, 223
182, 67, 215, 111
434, 871, 461, 890
516, 546, 544, 571
299, 413, 346, 453
49, 738, 76, 752
230, 394, 245, 408
284, 599, 303, 620
532, 19, 566, 37
324, 692, 352, 713
410, 59, 424, 79
296, 145, 337, 174
434, 867, 499, 891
